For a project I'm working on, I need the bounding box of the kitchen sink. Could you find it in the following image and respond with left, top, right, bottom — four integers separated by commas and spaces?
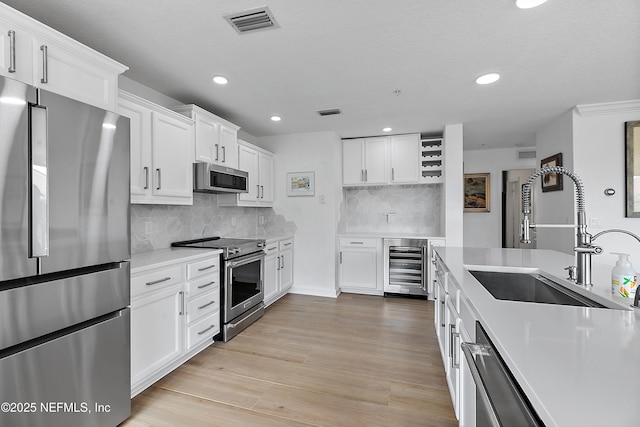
468, 269, 610, 308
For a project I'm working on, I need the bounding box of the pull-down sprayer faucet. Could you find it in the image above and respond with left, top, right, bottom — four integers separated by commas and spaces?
520, 166, 602, 286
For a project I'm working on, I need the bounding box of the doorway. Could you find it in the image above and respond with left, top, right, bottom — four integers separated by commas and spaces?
502, 169, 536, 249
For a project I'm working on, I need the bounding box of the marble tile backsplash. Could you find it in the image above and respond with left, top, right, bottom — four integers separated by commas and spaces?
131, 193, 296, 253
341, 184, 443, 235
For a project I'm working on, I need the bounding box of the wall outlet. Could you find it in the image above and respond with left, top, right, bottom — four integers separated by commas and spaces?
231, 216, 237, 227
258, 215, 265, 225
144, 221, 152, 235
319, 195, 325, 204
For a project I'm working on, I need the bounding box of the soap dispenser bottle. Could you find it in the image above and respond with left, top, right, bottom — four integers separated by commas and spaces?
611, 252, 637, 298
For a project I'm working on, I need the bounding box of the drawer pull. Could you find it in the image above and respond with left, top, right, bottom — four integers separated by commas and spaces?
146, 276, 171, 286
197, 264, 216, 272
197, 300, 216, 310
350, 241, 364, 245
197, 324, 216, 335
267, 247, 277, 251
197, 281, 216, 289
283, 242, 292, 247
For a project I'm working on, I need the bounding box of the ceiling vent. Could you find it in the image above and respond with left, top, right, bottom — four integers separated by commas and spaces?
317, 108, 342, 117
518, 150, 536, 159
224, 7, 279, 34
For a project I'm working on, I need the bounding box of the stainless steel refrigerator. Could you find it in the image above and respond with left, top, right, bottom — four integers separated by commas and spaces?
0, 76, 131, 426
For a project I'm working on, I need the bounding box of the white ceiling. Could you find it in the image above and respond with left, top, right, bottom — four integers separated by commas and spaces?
5, 0, 639, 149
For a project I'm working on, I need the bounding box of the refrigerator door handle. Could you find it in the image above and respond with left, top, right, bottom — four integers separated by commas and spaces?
29, 104, 49, 258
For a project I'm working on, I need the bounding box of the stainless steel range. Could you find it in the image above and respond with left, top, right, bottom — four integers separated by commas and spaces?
172, 237, 266, 341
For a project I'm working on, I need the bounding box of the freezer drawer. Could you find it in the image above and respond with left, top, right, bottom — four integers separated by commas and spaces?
0, 308, 131, 427
0, 262, 130, 351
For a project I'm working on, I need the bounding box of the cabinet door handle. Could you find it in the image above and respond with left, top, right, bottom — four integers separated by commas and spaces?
452, 332, 461, 368
146, 276, 171, 286
449, 324, 457, 359
197, 300, 216, 310
392, 167, 395, 181
143, 166, 149, 189
197, 281, 216, 289
156, 168, 161, 190
222, 145, 226, 163
8, 30, 16, 73
365, 169, 368, 181
40, 45, 48, 83
179, 291, 185, 315
361, 170, 364, 182
197, 324, 216, 335
281, 255, 285, 269
215, 144, 219, 161
340, 252, 343, 264
260, 185, 264, 199
256, 184, 260, 199
198, 264, 216, 272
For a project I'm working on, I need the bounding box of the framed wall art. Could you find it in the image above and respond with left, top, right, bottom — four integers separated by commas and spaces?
464, 173, 490, 212
286, 172, 315, 196
625, 120, 640, 217
540, 153, 563, 192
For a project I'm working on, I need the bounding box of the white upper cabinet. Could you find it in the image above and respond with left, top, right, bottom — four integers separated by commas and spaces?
0, 3, 127, 110
171, 104, 240, 169
342, 137, 388, 185
118, 90, 195, 205
218, 140, 275, 207
390, 134, 420, 183
342, 134, 422, 186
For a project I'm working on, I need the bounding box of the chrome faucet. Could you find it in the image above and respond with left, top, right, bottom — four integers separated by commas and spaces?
521, 166, 602, 286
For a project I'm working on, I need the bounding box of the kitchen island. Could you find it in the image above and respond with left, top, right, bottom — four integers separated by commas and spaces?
435, 247, 640, 427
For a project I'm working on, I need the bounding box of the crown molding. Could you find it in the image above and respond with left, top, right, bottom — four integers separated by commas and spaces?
574, 100, 640, 117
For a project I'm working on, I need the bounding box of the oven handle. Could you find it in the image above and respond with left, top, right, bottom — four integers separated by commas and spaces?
461, 342, 501, 427
227, 251, 266, 268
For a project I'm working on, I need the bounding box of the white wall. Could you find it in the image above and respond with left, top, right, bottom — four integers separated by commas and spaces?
534, 111, 575, 254
257, 131, 343, 298
444, 124, 464, 247
463, 147, 536, 248
573, 101, 640, 287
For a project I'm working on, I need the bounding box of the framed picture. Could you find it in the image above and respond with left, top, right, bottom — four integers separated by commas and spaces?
286, 172, 315, 196
464, 173, 490, 212
625, 121, 640, 217
540, 153, 563, 192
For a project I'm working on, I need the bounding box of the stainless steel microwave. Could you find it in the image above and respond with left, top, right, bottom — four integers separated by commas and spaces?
193, 163, 249, 194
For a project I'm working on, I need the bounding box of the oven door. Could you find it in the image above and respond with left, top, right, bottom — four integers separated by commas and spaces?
224, 251, 265, 322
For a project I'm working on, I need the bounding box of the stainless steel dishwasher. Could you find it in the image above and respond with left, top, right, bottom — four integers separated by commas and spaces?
383, 238, 429, 297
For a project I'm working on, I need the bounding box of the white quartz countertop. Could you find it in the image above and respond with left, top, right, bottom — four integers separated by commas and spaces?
131, 247, 222, 273
436, 247, 640, 427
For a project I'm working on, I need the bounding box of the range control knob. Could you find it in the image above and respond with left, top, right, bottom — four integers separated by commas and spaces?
230, 248, 240, 255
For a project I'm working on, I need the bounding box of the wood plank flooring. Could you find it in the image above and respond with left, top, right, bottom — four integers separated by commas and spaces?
119, 293, 457, 427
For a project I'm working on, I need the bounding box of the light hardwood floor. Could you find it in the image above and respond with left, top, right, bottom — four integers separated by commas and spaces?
120, 293, 457, 427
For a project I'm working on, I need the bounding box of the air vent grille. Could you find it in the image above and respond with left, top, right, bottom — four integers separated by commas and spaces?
317, 109, 342, 117
518, 150, 536, 159
224, 7, 279, 34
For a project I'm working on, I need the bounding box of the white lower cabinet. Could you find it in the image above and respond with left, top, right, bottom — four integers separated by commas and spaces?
130, 251, 220, 397
338, 237, 382, 295
264, 237, 294, 306
434, 250, 476, 423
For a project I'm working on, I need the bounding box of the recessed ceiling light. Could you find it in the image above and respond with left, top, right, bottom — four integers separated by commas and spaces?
383, 127, 392, 132
516, 0, 549, 9
270, 115, 282, 122
476, 73, 501, 85
212, 75, 228, 85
